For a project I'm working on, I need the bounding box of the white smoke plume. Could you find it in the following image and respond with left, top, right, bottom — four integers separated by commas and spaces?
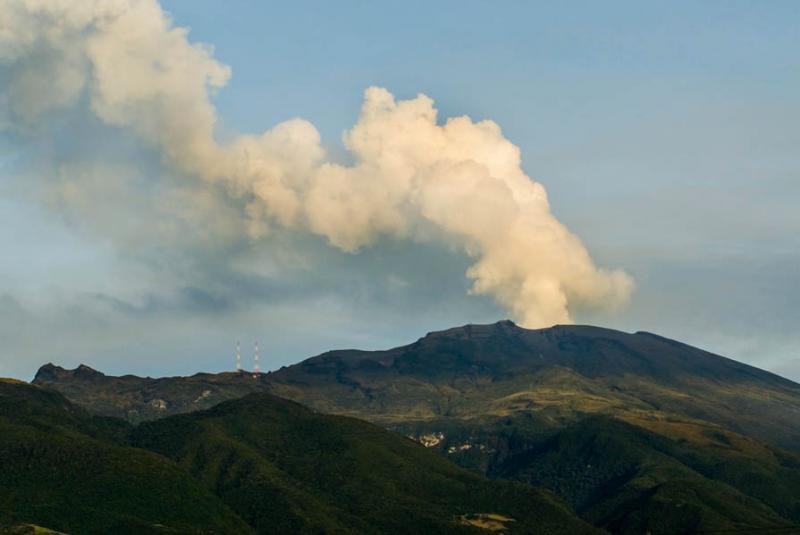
0, 0, 633, 327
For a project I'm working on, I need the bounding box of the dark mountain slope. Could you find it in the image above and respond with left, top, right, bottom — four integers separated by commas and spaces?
132, 392, 599, 534
0, 379, 250, 534
266, 321, 800, 452
34, 322, 800, 453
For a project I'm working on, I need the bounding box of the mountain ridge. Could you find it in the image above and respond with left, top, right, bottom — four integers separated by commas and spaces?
34, 320, 799, 388
278, 321, 797, 390
23, 321, 800, 534
32, 321, 800, 442
263, 321, 800, 451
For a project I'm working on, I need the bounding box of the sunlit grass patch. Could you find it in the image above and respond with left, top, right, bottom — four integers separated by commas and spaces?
456, 513, 516, 531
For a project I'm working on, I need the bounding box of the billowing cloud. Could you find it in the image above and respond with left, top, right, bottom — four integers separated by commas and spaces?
0, 0, 632, 327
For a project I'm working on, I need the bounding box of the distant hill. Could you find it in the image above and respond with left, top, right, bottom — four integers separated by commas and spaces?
33, 364, 268, 423
0, 377, 594, 534
30, 321, 800, 534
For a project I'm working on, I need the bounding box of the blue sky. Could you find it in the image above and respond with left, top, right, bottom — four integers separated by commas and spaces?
1, 1, 798, 380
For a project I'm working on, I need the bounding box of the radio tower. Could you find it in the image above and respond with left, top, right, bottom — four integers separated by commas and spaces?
253, 341, 260, 380
236, 341, 242, 372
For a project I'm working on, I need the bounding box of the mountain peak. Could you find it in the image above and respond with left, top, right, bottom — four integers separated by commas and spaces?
76, 363, 101, 373
419, 320, 637, 344
421, 319, 522, 340
33, 363, 64, 382
33, 363, 105, 384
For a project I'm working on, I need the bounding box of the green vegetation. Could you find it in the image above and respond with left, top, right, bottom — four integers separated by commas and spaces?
0, 381, 250, 534
491, 416, 800, 534
1, 378, 596, 534
132, 393, 598, 534
26, 321, 800, 533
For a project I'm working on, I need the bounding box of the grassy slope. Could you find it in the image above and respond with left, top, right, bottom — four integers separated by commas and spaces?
132, 393, 600, 535
1, 379, 598, 534
0, 380, 252, 534
0, 526, 67, 535
491, 416, 800, 535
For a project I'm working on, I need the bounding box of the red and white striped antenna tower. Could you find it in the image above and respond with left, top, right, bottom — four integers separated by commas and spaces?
236, 341, 241, 372
253, 341, 260, 379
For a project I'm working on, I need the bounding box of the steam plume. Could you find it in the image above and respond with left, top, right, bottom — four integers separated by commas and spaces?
0, 0, 633, 327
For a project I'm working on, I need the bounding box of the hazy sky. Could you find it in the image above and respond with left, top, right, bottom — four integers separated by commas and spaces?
1, 1, 798, 381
